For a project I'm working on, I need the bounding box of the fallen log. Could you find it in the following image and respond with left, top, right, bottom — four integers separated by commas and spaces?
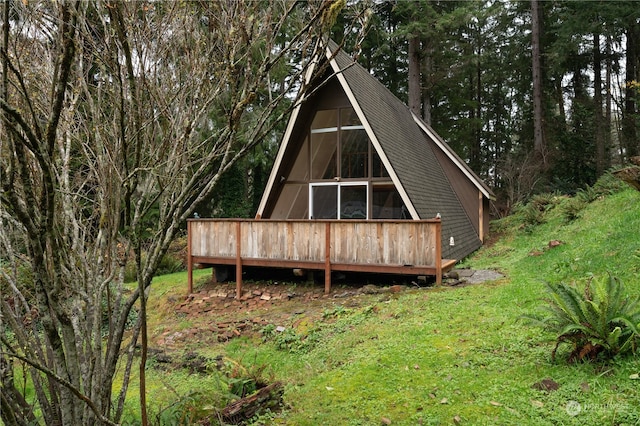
613, 165, 640, 192
220, 381, 284, 424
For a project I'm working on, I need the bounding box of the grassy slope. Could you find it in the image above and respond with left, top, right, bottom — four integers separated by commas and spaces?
140, 188, 640, 425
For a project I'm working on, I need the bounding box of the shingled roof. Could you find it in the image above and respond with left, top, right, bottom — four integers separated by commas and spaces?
324, 41, 492, 260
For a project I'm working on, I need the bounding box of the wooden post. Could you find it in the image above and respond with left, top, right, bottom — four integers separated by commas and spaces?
435, 219, 443, 286
235, 221, 243, 299
324, 222, 331, 294
187, 220, 193, 294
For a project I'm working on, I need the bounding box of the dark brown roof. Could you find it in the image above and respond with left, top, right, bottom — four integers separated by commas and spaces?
327, 40, 487, 260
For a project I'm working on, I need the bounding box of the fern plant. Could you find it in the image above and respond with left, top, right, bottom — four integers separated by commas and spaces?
531, 275, 640, 362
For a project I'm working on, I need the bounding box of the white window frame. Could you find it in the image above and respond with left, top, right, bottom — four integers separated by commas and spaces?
309, 181, 369, 220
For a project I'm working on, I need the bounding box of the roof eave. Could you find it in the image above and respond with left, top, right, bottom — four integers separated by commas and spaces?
255, 54, 322, 218
411, 112, 496, 201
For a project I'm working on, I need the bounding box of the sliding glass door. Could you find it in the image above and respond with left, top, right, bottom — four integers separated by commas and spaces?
310, 183, 368, 220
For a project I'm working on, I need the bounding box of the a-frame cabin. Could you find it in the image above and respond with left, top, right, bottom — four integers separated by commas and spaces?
187, 41, 495, 295
257, 40, 494, 261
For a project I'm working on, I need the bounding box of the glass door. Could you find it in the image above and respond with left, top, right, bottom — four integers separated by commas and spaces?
310, 184, 337, 219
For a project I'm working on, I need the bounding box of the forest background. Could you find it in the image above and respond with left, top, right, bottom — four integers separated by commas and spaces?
215, 0, 640, 219
1, 1, 639, 425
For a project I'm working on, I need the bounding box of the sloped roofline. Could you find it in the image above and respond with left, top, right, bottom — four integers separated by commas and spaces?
324, 45, 420, 220
257, 40, 495, 220
255, 54, 320, 218
257, 42, 422, 219
412, 112, 496, 201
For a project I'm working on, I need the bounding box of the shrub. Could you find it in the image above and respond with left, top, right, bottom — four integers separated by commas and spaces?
151, 391, 216, 426
517, 192, 562, 231
530, 275, 640, 362
592, 169, 628, 197
561, 197, 587, 222
576, 185, 598, 204
529, 192, 559, 211
520, 203, 546, 231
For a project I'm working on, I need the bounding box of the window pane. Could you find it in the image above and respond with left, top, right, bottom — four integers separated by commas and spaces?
271, 184, 308, 219
311, 132, 337, 179
312, 186, 337, 219
372, 186, 406, 219
340, 185, 367, 219
288, 136, 309, 181
341, 129, 368, 178
340, 107, 361, 127
372, 148, 390, 178
312, 110, 337, 130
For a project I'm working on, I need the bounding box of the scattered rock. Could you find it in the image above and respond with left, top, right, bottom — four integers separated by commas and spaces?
531, 378, 559, 392
445, 269, 503, 285
181, 351, 210, 374
453, 269, 475, 278
361, 284, 381, 294
381, 417, 392, 425
389, 284, 406, 293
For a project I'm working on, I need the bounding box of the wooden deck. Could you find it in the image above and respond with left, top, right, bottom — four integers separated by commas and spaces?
187, 219, 456, 296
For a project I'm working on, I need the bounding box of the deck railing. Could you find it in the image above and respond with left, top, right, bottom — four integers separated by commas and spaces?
187, 219, 454, 295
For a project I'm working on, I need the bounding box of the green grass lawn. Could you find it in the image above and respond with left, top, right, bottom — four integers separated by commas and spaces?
136, 187, 640, 425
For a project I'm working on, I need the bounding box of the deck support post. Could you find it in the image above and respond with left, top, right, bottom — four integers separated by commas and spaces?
235, 221, 243, 299
324, 222, 331, 294
435, 219, 443, 286
187, 220, 193, 294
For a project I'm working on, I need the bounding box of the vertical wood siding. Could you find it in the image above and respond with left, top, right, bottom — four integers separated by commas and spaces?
189, 219, 437, 267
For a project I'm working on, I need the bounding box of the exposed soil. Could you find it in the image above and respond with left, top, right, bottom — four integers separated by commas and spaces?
153, 267, 503, 351
157, 274, 420, 349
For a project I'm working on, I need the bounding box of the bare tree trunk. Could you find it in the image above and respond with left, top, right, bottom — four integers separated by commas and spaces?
531, 0, 546, 163
422, 41, 433, 125
408, 35, 421, 117
473, 43, 482, 173
594, 31, 606, 175
0, 1, 340, 424
606, 33, 613, 165
623, 19, 640, 158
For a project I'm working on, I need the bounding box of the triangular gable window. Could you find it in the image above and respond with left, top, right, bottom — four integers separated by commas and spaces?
269, 107, 406, 220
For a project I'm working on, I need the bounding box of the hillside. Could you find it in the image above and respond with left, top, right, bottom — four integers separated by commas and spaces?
132, 183, 640, 425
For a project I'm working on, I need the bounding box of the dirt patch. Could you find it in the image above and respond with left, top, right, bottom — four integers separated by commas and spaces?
154, 269, 503, 349
159, 279, 413, 346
